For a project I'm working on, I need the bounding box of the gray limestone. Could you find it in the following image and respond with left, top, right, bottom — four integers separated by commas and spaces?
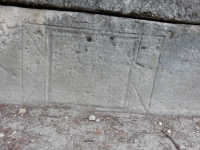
0, 6, 200, 115
1, 0, 200, 24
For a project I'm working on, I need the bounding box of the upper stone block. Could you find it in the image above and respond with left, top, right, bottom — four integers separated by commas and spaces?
2, 0, 200, 24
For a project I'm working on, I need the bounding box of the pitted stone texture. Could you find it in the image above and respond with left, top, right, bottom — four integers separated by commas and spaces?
0, 6, 200, 115
2, 0, 200, 24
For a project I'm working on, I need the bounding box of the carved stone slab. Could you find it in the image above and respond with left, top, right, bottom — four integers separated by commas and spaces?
47, 27, 140, 108
0, 6, 200, 115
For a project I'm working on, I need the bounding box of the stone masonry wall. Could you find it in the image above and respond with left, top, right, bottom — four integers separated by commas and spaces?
0, 5, 200, 115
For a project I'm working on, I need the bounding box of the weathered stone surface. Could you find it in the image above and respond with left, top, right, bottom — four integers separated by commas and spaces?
2, 0, 200, 24
0, 6, 200, 115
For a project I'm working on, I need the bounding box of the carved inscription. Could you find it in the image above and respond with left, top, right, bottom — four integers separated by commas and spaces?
125, 35, 164, 111
21, 23, 165, 110
23, 23, 46, 103
0, 23, 19, 77
0, 23, 22, 103
47, 27, 141, 108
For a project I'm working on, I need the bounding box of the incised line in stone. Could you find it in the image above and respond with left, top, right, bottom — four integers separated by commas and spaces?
149, 53, 161, 108
26, 81, 43, 102
124, 34, 147, 111
44, 26, 47, 103
123, 34, 141, 109
123, 67, 132, 109
132, 81, 148, 112
47, 29, 53, 103
24, 23, 165, 38
134, 34, 148, 111
70, 16, 107, 25
0, 63, 16, 77
23, 25, 45, 59
135, 34, 143, 62
22, 22, 24, 102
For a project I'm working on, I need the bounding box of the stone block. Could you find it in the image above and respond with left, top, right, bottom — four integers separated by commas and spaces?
2, 0, 200, 23
0, 6, 200, 115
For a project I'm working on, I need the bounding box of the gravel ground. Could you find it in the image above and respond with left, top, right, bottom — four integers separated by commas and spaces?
0, 103, 200, 150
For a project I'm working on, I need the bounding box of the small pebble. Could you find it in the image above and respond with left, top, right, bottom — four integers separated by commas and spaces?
167, 129, 171, 134
96, 118, 100, 122
0, 133, 4, 138
19, 108, 26, 114
135, 140, 139, 143
89, 115, 96, 121
31, 139, 35, 143
159, 122, 162, 126
96, 128, 102, 134
8, 131, 17, 137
